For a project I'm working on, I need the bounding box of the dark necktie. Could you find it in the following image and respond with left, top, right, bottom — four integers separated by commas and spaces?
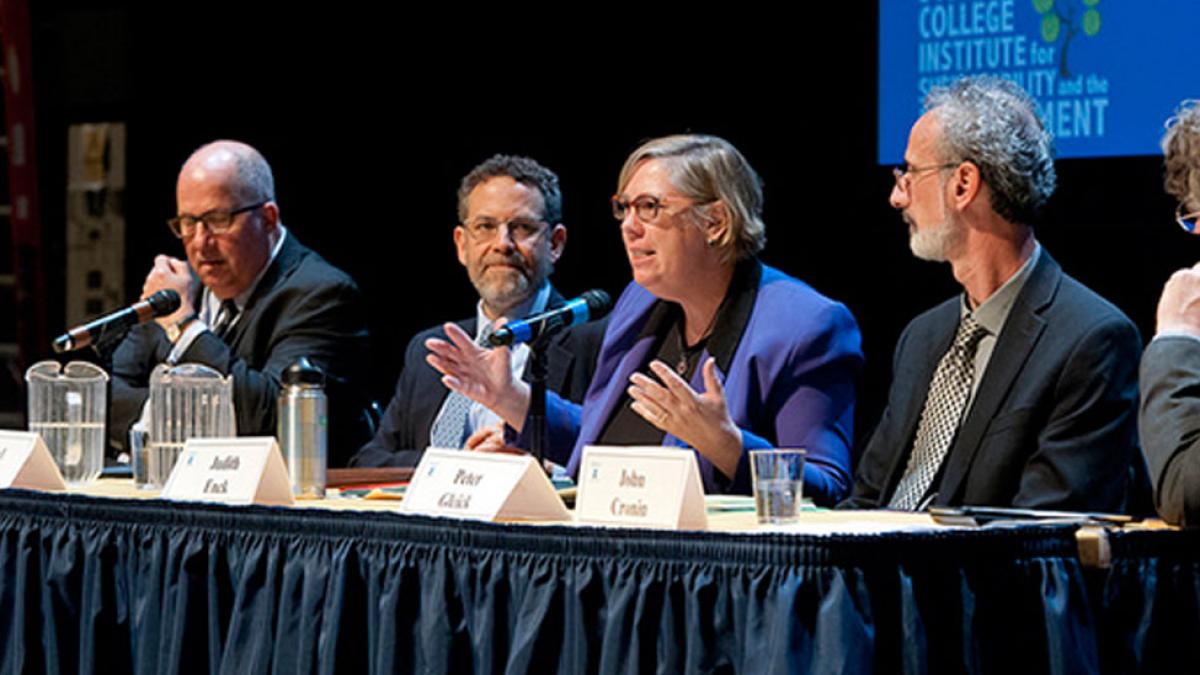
888, 314, 988, 510
211, 299, 240, 340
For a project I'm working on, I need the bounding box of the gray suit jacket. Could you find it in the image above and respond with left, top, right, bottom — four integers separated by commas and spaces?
1140, 336, 1200, 525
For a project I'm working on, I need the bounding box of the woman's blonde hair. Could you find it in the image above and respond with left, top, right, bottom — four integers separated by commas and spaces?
618, 134, 765, 263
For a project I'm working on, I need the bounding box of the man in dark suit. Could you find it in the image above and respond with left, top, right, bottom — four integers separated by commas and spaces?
843, 76, 1142, 512
109, 140, 371, 466
351, 155, 603, 468
1141, 100, 1200, 526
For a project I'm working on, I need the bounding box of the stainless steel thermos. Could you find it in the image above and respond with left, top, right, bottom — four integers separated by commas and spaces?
277, 357, 327, 498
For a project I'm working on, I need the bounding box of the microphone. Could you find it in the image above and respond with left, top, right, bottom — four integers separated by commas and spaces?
52, 289, 181, 353
488, 289, 611, 347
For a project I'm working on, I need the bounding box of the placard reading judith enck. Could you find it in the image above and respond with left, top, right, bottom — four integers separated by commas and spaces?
162, 437, 294, 506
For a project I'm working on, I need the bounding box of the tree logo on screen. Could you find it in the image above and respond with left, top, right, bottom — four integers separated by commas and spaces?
1033, 0, 1102, 78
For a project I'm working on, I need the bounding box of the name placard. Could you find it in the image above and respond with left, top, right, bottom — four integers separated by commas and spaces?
162, 437, 294, 506
575, 446, 708, 530
0, 430, 66, 491
402, 449, 570, 522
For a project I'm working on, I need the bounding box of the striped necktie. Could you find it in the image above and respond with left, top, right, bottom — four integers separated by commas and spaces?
429, 322, 494, 449
211, 299, 240, 339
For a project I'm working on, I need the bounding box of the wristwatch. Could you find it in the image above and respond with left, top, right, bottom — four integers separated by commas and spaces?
165, 313, 198, 343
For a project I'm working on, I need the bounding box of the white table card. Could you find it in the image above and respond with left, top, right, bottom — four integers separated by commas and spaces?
575, 446, 708, 530
0, 430, 66, 491
162, 437, 294, 506
403, 449, 570, 521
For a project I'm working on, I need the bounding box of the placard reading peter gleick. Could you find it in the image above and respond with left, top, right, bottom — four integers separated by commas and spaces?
402, 449, 569, 522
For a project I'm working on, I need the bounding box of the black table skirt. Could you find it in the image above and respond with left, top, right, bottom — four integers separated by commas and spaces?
0, 489, 1176, 674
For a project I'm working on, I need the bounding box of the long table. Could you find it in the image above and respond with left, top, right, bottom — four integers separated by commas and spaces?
0, 484, 1192, 674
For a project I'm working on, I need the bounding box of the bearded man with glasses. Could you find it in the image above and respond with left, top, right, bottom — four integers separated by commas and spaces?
842, 76, 1145, 514
349, 154, 605, 468
1140, 100, 1200, 525
109, 140, 373, 466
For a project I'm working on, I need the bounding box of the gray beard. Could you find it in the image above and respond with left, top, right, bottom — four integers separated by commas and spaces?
909, 218, 964, 262
478, 276, 533, 315
475, 263, 552, 317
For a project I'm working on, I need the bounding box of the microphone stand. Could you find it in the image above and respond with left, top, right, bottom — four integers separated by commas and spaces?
527, 330, 554, 472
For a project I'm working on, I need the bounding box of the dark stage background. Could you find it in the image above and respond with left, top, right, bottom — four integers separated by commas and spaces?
23, 6, 1190, 456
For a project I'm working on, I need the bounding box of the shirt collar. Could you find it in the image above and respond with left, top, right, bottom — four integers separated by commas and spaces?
636, 257, 762, 375
703, 257, 762, 373
960, 241, 1041, 335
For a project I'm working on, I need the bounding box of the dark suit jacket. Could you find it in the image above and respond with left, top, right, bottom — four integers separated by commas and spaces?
844, 250, 1142, 512
110, 234, 372, 466
350, 287, 607, 468
1140, 336, 1200, 525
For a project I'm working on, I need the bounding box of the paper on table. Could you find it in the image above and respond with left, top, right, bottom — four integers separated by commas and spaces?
704, 495, 817, 513
752, 510, 958, 535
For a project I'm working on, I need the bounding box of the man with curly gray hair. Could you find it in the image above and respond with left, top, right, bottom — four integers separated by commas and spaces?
844, 76, 1143, 513
1139, 100, 1200, 525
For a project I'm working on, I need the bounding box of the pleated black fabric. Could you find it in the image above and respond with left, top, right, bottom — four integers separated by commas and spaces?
0, 490, 1106, 674
1093, 528, 1200, 674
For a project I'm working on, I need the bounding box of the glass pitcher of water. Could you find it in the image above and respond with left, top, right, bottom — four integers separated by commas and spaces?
25, 360, 109, 485
146, 363, 235, 487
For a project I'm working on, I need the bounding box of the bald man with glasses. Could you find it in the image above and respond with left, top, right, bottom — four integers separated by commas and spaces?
109, 140, 373, 465
350, 154, 605, 468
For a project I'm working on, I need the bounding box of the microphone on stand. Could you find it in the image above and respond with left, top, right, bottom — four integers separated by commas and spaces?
489, 289, 611, 469
487, 289, 611, 347
52, 289, 181, 353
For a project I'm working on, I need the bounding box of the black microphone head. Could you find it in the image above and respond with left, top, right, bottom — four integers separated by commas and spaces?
581, 289, 612, 317
487, 330, 513, 347
147, 289, 182, 316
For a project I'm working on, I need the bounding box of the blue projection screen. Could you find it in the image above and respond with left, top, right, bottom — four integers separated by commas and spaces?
879, 0, 1199, 163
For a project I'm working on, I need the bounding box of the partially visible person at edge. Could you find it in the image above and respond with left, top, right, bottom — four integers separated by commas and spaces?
1140, 99, 1200, 526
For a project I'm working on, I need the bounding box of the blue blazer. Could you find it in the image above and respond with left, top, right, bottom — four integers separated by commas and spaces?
525, 260, 863, 504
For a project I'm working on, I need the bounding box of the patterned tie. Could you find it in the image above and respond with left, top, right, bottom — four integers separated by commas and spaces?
211, 299, 240, 339
888, 314, 988, 510
428, 322, 493, 449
